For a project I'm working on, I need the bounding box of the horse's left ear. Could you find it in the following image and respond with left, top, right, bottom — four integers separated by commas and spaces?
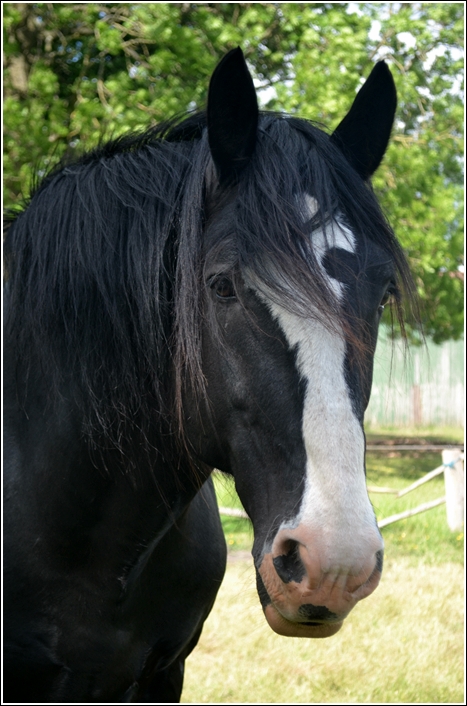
331, 61, 397, 180
207, 47, 259, 184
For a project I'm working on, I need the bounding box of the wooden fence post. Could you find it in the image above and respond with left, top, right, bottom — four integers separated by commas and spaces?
442, 449, 464, 531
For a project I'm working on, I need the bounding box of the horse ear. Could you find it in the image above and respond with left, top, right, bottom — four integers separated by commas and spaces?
207, 47, 259, 184
330, 61, 397, 180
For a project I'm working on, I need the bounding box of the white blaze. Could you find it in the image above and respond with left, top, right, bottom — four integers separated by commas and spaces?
253, 196, 381, 571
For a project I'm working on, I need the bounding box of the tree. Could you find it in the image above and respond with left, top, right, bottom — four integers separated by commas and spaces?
3, 2, 464, 342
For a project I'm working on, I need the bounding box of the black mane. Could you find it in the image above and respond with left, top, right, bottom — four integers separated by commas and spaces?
4, 111, 414, 466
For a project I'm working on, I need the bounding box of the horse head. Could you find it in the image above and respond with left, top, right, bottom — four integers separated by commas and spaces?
187, 48, 401, 638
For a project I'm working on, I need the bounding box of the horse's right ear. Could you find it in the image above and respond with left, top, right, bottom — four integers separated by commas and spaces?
208, 48, 259, 184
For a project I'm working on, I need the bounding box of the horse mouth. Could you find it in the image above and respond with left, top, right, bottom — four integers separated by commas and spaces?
264, 604, 343, 638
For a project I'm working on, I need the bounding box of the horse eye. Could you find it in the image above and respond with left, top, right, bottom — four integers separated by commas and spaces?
212, 276, 236, 300
379, 286, 396, 312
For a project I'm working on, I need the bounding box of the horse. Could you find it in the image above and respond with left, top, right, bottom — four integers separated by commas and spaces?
3, 47, 414, 703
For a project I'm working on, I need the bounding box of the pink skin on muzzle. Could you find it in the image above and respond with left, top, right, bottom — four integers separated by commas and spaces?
259, 522, 383, 638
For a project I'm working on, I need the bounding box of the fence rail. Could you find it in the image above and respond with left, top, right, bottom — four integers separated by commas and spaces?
378, 497, 446, 528
371, 449, 464, 530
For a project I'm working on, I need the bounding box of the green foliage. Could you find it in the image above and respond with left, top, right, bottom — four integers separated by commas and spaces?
3, 3, 463, 341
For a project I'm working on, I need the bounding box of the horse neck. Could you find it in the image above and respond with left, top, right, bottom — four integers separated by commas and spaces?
4, 341, 201, 578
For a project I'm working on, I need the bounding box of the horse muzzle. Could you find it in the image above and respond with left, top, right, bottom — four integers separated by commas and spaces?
256, 524, 384, 638
264, 603, 344, 638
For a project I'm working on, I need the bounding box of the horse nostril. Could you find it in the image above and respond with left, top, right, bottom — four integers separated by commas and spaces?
272, 540, 306, 584
298, 604, 339, 622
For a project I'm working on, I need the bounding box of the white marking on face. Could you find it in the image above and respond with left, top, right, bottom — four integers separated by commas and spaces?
302, 194, 356, 301
252, 196, 381, 569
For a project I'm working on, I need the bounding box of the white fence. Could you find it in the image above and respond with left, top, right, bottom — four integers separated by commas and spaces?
365, 330, 464, 428
371, 448, 464, 531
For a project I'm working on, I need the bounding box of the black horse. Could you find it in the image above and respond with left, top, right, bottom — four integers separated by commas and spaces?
4, 49, 414, 702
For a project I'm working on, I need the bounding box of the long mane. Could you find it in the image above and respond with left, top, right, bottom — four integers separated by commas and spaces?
4, 112, 415, 469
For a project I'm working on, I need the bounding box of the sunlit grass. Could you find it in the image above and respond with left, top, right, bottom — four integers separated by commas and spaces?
366, 425, 464, 444
213, 471, 253, 551
367, 451, 464, 565
182, 558, 464, 703
197, 434, 465, 702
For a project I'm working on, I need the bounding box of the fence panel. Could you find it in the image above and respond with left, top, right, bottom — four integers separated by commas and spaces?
365, 328, 464, 428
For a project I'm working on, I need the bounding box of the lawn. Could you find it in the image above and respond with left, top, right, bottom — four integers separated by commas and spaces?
182, 557, 464, 703
182, 429, 464, 703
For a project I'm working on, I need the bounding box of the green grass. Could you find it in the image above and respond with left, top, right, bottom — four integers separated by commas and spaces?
183, 431, 464, 703
214, 473, 253, 551
182, 558, 464, 703
367, 451, 464, 564
365, 425, 464, 444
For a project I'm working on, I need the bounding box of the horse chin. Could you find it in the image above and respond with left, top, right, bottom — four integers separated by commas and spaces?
264, 604, 343, 639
